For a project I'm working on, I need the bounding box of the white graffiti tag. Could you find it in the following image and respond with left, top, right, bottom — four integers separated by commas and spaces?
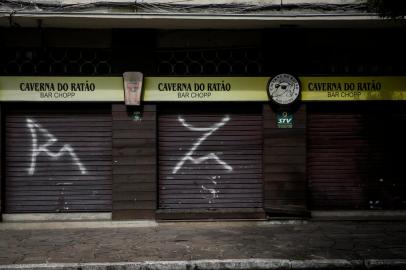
201, 184, 219, 204
26, 118, 87, 175
172, 115, 232, 174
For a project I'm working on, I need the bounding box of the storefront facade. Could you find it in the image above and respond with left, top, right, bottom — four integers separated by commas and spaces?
0, 26, 406, 221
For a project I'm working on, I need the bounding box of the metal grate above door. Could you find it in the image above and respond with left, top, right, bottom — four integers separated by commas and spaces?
0, 48, 112, 75
155, 48, 263, 75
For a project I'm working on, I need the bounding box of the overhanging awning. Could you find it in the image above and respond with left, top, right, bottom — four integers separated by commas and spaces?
0, 12, 400, 29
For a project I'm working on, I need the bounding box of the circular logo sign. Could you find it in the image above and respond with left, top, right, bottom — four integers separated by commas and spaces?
267, 74, 301, 105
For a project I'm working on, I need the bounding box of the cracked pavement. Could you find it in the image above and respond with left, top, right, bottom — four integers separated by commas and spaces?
1, 221, 406, 265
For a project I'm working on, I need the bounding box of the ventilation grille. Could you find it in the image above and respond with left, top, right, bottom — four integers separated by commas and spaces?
0, 48, 112, 75
155, 48, 264, 75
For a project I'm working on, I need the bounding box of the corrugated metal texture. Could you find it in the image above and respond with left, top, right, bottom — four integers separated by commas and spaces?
5, 104, 112, 213
378, 104, 406, 210
308, 103, 406, 210
158, 104, 263, 210
0, 105, 2, 216
308, 104, 381, 210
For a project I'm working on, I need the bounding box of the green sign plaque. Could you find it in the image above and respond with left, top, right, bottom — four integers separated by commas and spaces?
277, 111, 293, 128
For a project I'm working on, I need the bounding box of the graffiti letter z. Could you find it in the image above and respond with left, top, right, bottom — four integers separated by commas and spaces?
172, 115, 232, 174
26, 118, 87, 175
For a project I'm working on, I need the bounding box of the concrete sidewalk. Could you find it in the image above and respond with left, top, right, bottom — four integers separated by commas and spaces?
1, 221, 406, 269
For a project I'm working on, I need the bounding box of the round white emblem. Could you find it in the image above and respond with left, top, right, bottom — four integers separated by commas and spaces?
267, 74, 301, 105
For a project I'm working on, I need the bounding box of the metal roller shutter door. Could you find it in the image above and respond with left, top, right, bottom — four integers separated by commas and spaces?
308, 103, 406, 210
159, 105, 263, 210
384, 105, 406, 210
5, 104, 112, 213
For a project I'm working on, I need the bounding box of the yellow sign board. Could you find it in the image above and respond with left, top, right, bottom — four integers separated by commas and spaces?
1, 76, 406, 102
0, 76, 123, 102
143, 77, 269, 101
301, 76, 406, 101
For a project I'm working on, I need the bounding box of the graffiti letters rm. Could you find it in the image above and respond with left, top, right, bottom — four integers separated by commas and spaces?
26, 118, 87, 175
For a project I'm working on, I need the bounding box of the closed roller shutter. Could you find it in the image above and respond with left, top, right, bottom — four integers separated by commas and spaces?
5, 104, 112, 213
384, 105, 406, 209
308, 103, 406, 210
159, 105, 263, 210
